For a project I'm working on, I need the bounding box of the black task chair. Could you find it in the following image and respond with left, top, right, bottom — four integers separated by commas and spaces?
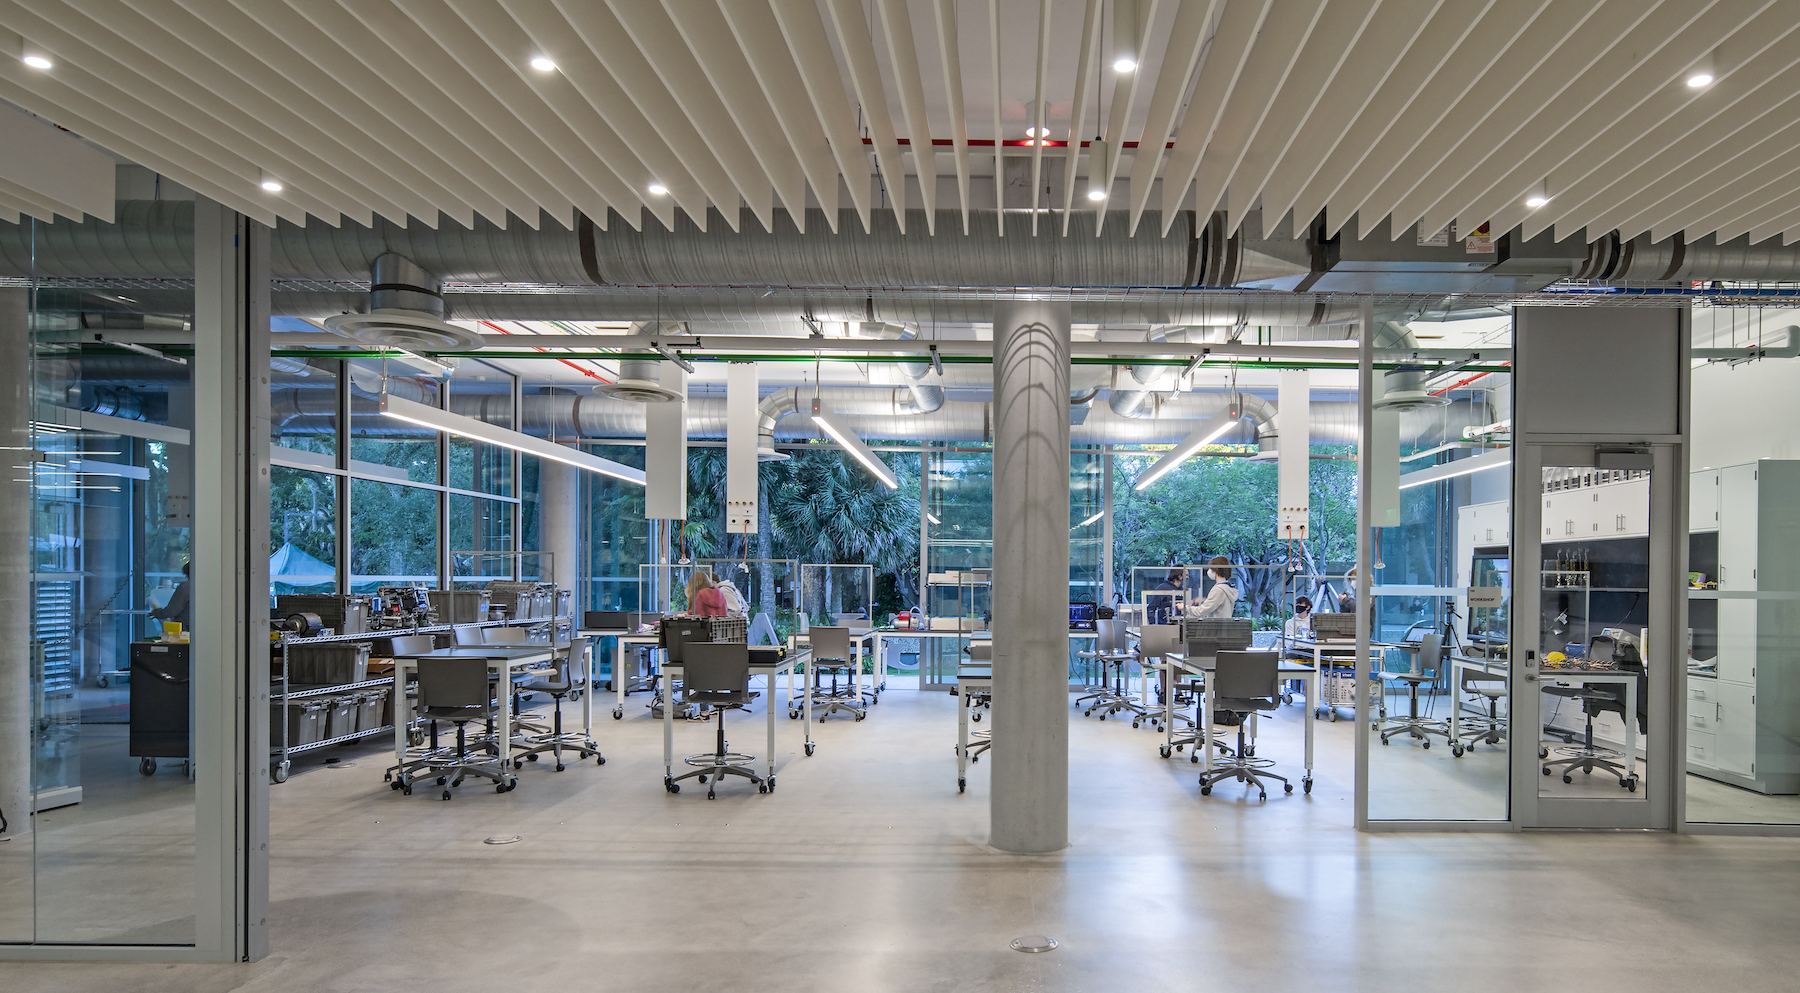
414, 656, 514, 799
667, 643, 767, 799
1457, 664, 1508, 752
1199, 650, 1294, 800
1541, 666, 1645, 792
512, 641, 605, 772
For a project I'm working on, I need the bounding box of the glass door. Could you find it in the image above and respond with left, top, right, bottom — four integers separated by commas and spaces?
1513, 445, 1674, 829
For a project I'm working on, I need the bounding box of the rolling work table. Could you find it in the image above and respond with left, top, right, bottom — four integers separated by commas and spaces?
954, 663, 992, 794
1448, 654, 1509, 753
659, 648, 813, 792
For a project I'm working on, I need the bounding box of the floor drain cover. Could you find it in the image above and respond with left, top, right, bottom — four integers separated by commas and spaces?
1010, 936, 1057, 953
483, 835, 522, 846
325, 761, 356, 769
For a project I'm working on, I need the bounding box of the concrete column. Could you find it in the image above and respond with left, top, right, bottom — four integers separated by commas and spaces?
0, 289, 30, 844
538, 457, 582, 597
989, 301, 1071, 854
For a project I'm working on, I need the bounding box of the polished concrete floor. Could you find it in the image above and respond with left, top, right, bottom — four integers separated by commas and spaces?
7, 683, 1800, 992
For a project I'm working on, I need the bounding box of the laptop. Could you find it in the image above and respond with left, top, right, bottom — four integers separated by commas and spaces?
1068, 601, 1098, 632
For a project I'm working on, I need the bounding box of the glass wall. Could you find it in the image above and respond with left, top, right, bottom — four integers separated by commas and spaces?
270, 467, 337, 595
16, 226, 198, 943
584, 443, 647, 611
1685, 304, 1800, 825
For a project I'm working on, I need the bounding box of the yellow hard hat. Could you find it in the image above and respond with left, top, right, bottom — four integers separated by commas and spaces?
1546, 651, 1567, 663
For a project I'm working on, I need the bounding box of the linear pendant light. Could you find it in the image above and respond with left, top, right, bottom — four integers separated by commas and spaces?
811, 397, 898, 489
1133, 414, 1236, 491
381, 391, 645, 485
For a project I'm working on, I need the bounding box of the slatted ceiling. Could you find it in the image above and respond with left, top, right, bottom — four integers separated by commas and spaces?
1187, 0, 1320, 232
1416, 0, 1722, 245
876, 0, 937, 229
767, 0, 872, 231
1026, 0, 1049, 235
1754, 202, 1800, 246
825, 0, 908, 234
1124, 0, 1213, 235
929, 0, 972, 229
1221, 0, 1377, 237
1374, 0, 1615, 241
497, 2, 695, 231
1156, 0, 1262, 236
1648, 133, 1800, 242
716, 0, 841, 231
29, 0, 383, 227
611, 2, 788, 233
1515, 4, 1800, 242
3, 0, 1799, 247
1056, 0, 1101, 236
442, 1, 652, 230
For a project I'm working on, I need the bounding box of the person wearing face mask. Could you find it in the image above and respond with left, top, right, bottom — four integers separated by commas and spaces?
1184, 556, 1239, 619
1285, 596, 1315, 641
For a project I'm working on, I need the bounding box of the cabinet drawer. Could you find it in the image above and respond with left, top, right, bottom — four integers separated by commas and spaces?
1689, 681, 1717, 705
1687, 700, 1717, 733
1687, 731, 1716, 767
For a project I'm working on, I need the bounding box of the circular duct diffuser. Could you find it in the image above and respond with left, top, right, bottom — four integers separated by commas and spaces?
323, 309, 486, 352
1373, 390, 1451, 412
594, 377, 684, 403
757, 447, 792, 463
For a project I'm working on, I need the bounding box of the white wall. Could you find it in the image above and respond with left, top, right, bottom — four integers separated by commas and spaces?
1692, 357, 1800, 467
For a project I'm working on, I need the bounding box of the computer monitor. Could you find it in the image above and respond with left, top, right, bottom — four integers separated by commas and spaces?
1311, 612, 1356, 641
1068, 601, 1097, 632
659, 616, 711, 663
1184, 617, 1253, 659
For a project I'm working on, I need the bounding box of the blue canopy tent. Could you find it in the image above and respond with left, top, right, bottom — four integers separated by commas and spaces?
270, 541, 335, 597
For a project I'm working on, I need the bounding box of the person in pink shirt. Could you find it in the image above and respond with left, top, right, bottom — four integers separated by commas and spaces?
687, 571, 727, 617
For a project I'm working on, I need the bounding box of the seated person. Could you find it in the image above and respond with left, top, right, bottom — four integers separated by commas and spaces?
1147, 567, 1186, 625
1185, 556, 1238, 619
1284, 596, 1315, 642
685, 572, 728, 617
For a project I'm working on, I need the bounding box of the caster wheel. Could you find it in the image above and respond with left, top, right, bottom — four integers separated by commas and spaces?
409, 730, 424, 747
496, 783, 508, 794
139, 758, 157, 776
1303, 778, 1313, 794
1422, 741, 1430, 750
1381, 737, 1390, 745
1259, 792, 1267, 801
384, 770, 393, 782
513, 759, 523, 769
96, 675, 108, 688
1538, 746, 1550, 759
612, 708, 623, 721
767, 777, 776, 792
555, 763, 565, 772
789, 711, 799, 720
402, 785, 412, 796
1246, 746, 1255, 758
1543, 766, 1552, 776
804, 742, 816, 757
437, 777, 447, 786
972, 713, 981, 723
1175, 744, 1184, 752
597, 756, 606, 765
855, 713, 866, 722
272, 762, 289, 784
1330, 712, 1338, 722
669, 784, 680, 794
1563, 734, 1575, 744
1627, 778, 1638, 793
1132, 722, 1140, 729
758, 784, 768, 794
971, 755, 979, 764
390, 780, 402, 791
1563, 775, 1573, 784
707, 790, 716, 800
1159, 745, 1172, 759
1200, 786, 1212, 796
1099, 715, 1106, 721
958, 779, 966, 794
1191, 755, 1199, 764
1452, 745, 1465, 757
527, 753, 538, 762
1285, 784, 1293, 794
442, 790, 452, 801
698, 775, 708, 784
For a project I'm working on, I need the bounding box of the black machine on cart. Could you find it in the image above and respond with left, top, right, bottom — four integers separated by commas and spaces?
130, 641, 191, 776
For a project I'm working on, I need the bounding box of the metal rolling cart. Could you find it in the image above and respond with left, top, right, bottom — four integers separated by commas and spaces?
271, 627, 415, 783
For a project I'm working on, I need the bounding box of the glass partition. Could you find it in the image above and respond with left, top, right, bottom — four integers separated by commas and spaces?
1685, 307, 1800, 823
799, 563, 874, 628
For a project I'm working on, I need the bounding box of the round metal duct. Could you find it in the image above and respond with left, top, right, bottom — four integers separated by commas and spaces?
321, 308, 486, 351
594, 359, 682, 403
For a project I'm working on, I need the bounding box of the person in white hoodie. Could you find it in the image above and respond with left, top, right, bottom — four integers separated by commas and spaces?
1185, 556, 1239, 619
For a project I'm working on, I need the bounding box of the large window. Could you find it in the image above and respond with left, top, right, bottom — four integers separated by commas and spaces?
349, 479, 438, 593
348, 357, 439, 484
270, 467, 337, 594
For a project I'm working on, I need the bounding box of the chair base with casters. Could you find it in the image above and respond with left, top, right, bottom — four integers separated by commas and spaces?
807, 661, 866, 722
669, 717, 765, 800
510, 694, 604, 772
1199, 716, 1293, 801
390, 656, 517, 800
1541, 687, 1639, 791
1452, 697, 1507, 758
1081, 657, 1152, 726
1158, 676, 1237, 762
1377, 672, 1452, 749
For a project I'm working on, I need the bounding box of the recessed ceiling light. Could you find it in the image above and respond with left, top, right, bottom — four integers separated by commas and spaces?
1087, 188, 1108, 201
1525, 195, 1548, 208
647, 183, 668, 196
1113, 57, 1136, 73
1686, 71, 1713, 87
530, 56, 557, 73
22, 55, 52, 70
1026, 126, 1046, 138
261, 179, 284, 193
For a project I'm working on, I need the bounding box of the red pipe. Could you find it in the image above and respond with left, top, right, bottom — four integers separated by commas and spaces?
479, 320, 612, 384
867, 138, 1172, 149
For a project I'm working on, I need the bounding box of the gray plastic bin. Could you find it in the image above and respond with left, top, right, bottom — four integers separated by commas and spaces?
320, 694, 360, 740
272, 699, 329, 748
